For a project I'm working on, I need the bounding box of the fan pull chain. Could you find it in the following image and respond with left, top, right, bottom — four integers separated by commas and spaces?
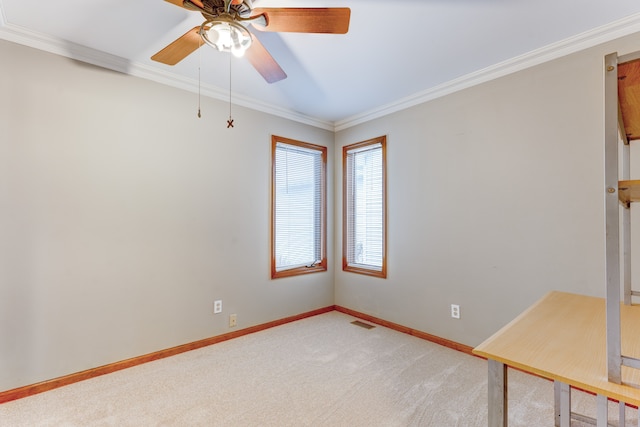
227, 54, 234, 128
197, 39, 203, 118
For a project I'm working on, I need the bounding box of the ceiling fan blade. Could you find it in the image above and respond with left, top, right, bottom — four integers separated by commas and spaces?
245, 35, 287, 83
151, 27, 202, 65
250, 8, 350, 34
164, 0, 208, 11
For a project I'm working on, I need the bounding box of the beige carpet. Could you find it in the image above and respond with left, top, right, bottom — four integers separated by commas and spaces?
1, 311, 637, 426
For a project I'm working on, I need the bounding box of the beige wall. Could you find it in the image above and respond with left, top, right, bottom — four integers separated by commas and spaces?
0, 39, 334, 391
6, 28, 640, 393
334, 32, 640, 347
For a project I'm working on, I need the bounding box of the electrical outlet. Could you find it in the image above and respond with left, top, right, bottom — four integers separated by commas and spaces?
451, 304, 460, 319
229, 314, 237, 327
214, 300, 222, 314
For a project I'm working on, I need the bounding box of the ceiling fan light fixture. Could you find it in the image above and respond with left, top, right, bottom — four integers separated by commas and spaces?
200, 19, 252, 58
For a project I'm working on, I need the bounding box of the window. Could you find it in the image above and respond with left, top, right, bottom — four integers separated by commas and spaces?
343, 136, 387, 278
271, 136, 327, 279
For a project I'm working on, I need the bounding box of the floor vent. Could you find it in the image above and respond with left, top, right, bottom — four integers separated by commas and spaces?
351, 320, 375, 330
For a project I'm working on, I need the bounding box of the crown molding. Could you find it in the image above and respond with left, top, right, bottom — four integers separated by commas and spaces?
0, 16, 334, 132
133, 63, 334, 130
334, 12, 640, 132
130, 63, 335, 130
3, 7, 640, 133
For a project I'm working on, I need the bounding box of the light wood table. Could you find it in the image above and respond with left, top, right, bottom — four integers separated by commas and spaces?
473, 291, 640, 427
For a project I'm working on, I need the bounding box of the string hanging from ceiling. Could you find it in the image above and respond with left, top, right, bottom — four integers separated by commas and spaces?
227, 53, 234, 128
197, 38, 202, 119
195, 40, 236, 128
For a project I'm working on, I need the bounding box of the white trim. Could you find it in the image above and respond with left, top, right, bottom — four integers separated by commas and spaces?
334, 12, 640, 132
2, 6, 640, 132
131, 63, 334, 130
0, 17, 334, 131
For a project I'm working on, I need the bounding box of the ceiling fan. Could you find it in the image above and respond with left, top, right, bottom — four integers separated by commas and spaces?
151, 0, 351, 83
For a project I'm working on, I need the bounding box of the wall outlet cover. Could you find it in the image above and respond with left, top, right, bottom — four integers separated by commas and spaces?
451, 304, 460, 319
214, 300, 222, 314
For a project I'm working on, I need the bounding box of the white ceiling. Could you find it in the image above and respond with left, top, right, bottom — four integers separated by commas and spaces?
3, 0, 640, 130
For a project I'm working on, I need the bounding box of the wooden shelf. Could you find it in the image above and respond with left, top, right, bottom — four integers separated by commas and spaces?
619, 179, 640, 204
619, 59, 640, 142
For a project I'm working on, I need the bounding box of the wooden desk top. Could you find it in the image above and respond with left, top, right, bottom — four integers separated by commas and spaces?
473, 291, 640, 406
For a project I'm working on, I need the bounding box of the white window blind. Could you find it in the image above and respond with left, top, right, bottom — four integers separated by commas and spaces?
274, 140, 324, 273
344, 139, 385, 274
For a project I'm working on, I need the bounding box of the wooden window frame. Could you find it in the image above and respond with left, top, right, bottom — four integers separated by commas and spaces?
271, 135, 327, 279
342, 136, 387, 278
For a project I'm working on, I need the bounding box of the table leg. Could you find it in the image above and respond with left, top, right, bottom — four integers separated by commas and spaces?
554, 381, 560, 427
596, 394, 608, 427
488, 359, 508, 427
618, 400, 625, 426
554, 381, 571, 427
